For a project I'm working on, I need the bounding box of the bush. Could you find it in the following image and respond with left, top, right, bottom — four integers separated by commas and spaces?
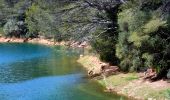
3, 18, 29, 38
143, 18, 166, 34
116, 32, 143, 71
3, 18, 19, 37
91, 37, 119, 64
116, 2, 170, 73
25, 3, 57, 38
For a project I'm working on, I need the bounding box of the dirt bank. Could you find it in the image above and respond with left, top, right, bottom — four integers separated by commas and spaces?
0, 37, 90, 48
77, 55, 170, 100
0, 37, 67, 46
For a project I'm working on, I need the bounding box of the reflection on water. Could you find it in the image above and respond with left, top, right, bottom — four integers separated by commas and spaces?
0, 43, 126, 100
0, 43, 83, 83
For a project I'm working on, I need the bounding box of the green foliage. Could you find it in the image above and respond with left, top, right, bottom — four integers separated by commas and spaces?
143, 18, 166, 34
25, 3, 58, 38
116, 0, 170, 73
116, 32, 143, 71
142, 53, 154, 67
165, 89, 170, 99
0, 27, 3, 33
26, 4, 44, 34
3, 18, 28, 37
3, 18, 19, 37
92, 37, 119, 64
118, 8, 151, 32
128, 32, 149, 47
0, 0, 170, 76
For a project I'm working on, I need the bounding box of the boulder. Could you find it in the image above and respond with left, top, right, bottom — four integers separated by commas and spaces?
100, 63, 119, 76
100, 63, 110, 71
5, 39, 10, 42
23, 38, 28, 42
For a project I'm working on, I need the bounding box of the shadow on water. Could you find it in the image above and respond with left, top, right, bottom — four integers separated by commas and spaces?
0, 43, 127, 100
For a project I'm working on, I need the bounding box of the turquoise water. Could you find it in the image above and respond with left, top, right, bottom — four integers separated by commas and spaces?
0, 43, 126, 100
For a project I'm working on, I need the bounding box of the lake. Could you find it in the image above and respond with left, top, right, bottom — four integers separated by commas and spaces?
0, 43, 126, 100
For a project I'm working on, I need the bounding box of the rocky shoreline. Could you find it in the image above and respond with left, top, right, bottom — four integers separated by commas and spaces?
0, 37, 66, 46
0, 37, 89, 48
78, 55, 170, 100
1, 36, 169, 100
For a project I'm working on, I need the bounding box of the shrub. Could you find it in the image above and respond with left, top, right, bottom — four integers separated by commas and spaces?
3, 18, 19, 37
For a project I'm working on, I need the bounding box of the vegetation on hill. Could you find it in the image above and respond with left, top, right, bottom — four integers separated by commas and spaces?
0, 0, 169, 80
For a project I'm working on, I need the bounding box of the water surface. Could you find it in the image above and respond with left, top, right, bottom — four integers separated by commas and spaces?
0, 43, 126, 100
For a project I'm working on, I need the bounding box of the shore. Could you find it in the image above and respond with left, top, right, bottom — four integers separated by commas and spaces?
0, 37, 67, 46
77, 55, 170, 100
1, 36, 169, 100
0, 36, 90, 49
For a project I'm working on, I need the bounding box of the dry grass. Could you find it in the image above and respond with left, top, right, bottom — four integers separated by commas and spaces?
78, 55, 170, 100
77, 55, 102, 74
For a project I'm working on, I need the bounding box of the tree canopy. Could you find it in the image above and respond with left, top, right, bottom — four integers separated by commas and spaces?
0, 0, 169, 80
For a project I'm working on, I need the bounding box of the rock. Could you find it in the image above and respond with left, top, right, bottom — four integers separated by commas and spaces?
23, 38, 28, 42
104, 87, 114, 92
100, 63, 110, 71
109, 66, 119, 71
144, 68, 156, 79
71, 41, 79, 47
100, 64, 119, 76
104, 66, 119, 76
89, 73, 102, 78
88, 70, 94, 76
5, 39, 10, 42
79, 41, 87, 47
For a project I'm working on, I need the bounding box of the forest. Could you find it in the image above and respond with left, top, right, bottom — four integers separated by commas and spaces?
0, 0, 170, 80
